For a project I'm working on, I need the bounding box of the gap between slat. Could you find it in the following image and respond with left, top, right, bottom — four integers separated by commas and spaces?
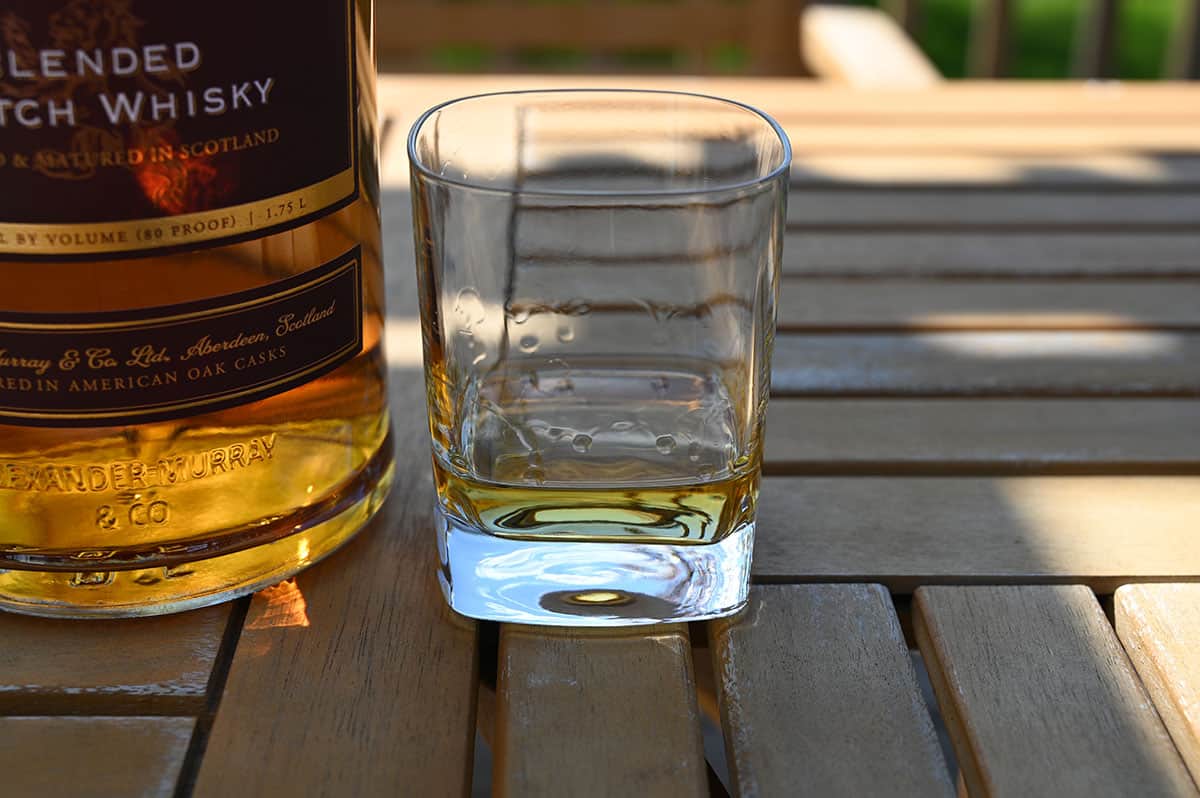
173, 596, 250, 798
915, 585, 1197, 798
1114, 584, 1200, 789
710, 584, 954, 797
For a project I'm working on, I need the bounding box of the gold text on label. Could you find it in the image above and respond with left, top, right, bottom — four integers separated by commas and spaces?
0, 433, 277, 494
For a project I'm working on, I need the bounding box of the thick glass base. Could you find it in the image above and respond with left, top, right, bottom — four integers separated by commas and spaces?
0, 462, 394, 619
437, 508, 753, 626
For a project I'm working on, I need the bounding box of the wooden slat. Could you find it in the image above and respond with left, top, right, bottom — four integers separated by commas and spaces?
379, 117, 411, 194
504, 228, 1200, 277
495, 625, 707, 797
771, 331, 1199, 396
882, 0, 921, 34
505, 118, 1200, 154
786, 154, 1200, 187
379, 78, 1200, 189
764, 399, 1200, 473
801, 5, 941, 88
779, 280, 1200, 330
710, 584, 953, 797
192, 199, 478, 797
784, 232, 1200, 276
388, 137, 1200, 188
191, 377, 478, 797
378, 114, 399, 163
379, 3, 748, 51
505, 229, 1200, 276
787, 190, 1200, 227
0, 606, 229, 714
379, 76, 1200, 120
380, 0, 804, 75
1073, 0, 1118, 79
778, 123, 1200, 155
1116, 584, 1200, 786
970, 0, 1012, 77
753, 476, 1200, 590
916, 586, 1197, 798
487, 271, 1200, 332
1170, 0, 1200, 80
0, 716, 194, 798
747, 0, 806, 74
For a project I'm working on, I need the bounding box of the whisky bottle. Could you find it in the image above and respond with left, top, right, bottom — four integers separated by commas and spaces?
0, 0, 393, 616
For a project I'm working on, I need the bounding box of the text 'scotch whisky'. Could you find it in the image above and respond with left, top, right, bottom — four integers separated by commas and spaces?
0, 0, 393, 616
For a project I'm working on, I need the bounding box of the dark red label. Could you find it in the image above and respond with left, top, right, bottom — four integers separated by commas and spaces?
0, 246, 363, 426
0, 0, 357, 258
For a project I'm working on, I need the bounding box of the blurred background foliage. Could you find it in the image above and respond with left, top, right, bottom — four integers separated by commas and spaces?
851, 0, 1181, 78
424, 0, 1183, 77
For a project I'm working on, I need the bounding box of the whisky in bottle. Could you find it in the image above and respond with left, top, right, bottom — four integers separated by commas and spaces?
0, 0, 393, 617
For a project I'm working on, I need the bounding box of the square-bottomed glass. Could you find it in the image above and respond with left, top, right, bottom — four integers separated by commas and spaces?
409, 90, 790, 625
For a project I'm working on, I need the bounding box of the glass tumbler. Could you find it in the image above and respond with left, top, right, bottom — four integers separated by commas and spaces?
409, 90, 789, 625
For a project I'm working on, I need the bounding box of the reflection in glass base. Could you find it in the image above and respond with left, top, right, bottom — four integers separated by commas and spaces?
436, 508, 752, 626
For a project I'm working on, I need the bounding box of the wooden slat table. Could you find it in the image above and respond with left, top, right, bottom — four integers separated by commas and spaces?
4, 77, 1200, 797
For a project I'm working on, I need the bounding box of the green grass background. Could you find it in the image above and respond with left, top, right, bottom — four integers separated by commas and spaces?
851, 0, 1182, 78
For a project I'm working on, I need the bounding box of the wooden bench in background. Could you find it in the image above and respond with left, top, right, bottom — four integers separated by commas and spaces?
377, 0, 1200, 80
377, 0, 805, 74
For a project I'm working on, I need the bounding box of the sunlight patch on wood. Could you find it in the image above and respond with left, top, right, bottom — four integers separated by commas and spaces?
906, 312, 1145, 329
385, 317, 425, 367
791, 153, 1174, 184
245, 579, 311, 631
913, 330, 1180, 358
998, 477, 1200, 573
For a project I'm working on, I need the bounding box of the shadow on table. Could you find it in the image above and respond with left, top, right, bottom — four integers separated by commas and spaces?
381, 131, 1199, 794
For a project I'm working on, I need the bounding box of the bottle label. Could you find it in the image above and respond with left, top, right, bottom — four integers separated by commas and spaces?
0, 0, 356, 259
0, 245, 363, 426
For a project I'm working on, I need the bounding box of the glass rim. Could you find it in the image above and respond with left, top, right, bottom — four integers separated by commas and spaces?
406, 87, 793, 199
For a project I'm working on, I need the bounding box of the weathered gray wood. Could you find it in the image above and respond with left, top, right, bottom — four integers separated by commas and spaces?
784, 232, 1200, 277
753, 476, 1200, 591
0, 606, 230, 715
779, 280, 1200, 330
191, 374, 479, 798
495, 625, 707, 797
191, 193, 478, 798
711, 584, 954, 797
771, 122, 1200, 154
916, 586, 1197, 797
764, 399, 1200, 473
785, 153, 1200, 188
786, 190, 1200, 227
509, 228, 1200, 277
0, 716, 194, 798
771, 331, 1200, 396
500, 228, 1200, 277
508, 204, 1200, 272
1116, 584, 1200, 786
